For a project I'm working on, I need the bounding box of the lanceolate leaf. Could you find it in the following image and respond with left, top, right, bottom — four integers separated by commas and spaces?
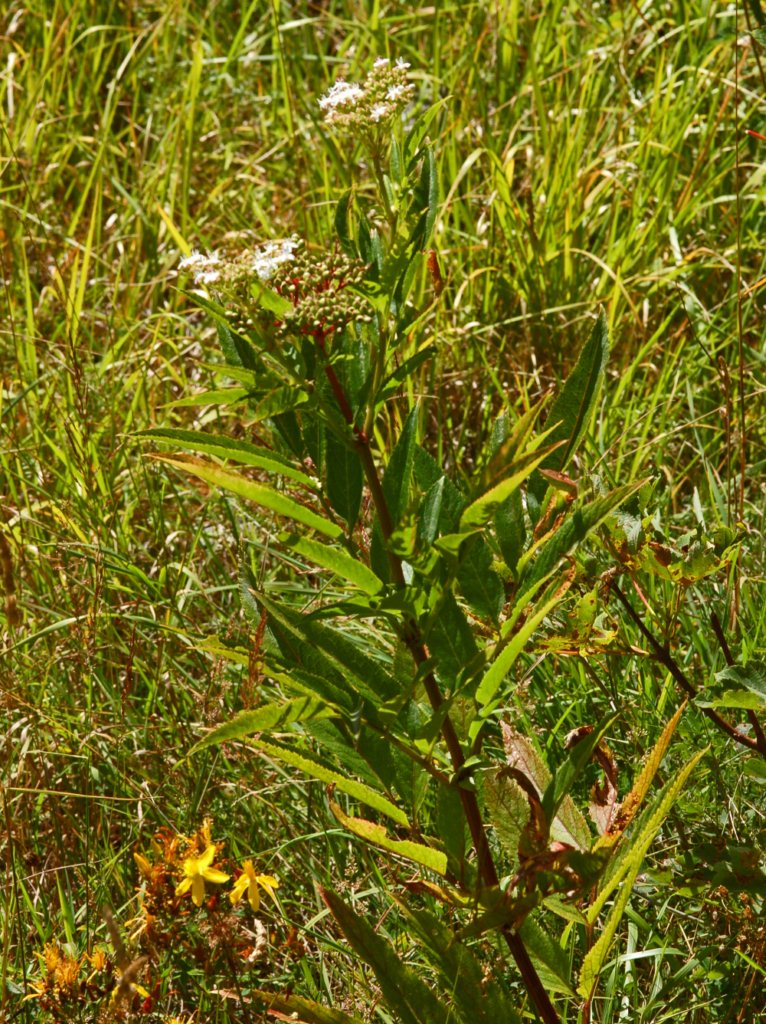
281, 534, 384, 596
475, 574, 573, 711
256, 593, 400, 703
322, 889, 451, 1024
518, 916, 576, 996
595, 702, 687, 850
329, 797, 447, 876
530, 312, 609, 501
518, 480, 646, 597
187, 697, 337, 757
460, 444, 560, 531
579, 748, 706, 1000
248, 738, 408, 826
139, 428, 314, 487
325, 432, 364, 529
151, 456, 343, 539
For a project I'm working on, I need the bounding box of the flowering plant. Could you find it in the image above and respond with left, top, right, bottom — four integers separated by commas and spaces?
141, 58, 704, 1024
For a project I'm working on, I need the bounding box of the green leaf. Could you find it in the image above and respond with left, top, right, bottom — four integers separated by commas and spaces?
699, 690, 765, 711
456, 536, 504, 624
482, 770, 530, 869
281, 535, 383, 596
460, 445, 558, 531
253, 991, 364, 1024
530, 312, 609, 501
151, 456, 343, 539
325, 432, 363, 529
249, 738, 408, 826
579, 748, 706, 999
715, 662, 766, 699
519, 480, 646, 596
216, 318, 258, 369
322, 889, 452, 1024
370, 406, 420, 579
475, 579, 570, 711
138, 428, 314, 487
257, 593, 400, 703
187, 697, 337, 757
252, 385, 310, 421
251, 281, 293, 317
518, 915, 575, 996
329, 798, 447, 876
495, 485, 525, 574
401, 906, 522, 1024
425, 591, 480, 683
335, 189, 354, 255
384, 405, 420, 524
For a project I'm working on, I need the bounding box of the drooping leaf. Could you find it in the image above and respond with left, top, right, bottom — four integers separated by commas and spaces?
530, 312, 609, 502
247, 738, 408, 826
151, 456, 343, 539
329, 797, 447, 876
253, 989, 365, 1024
256, 593, 399, 704
281, 534, 383, 596
322, 889, 452, 1024
139, 428, 314, 487
187, 697, 337, 757
500, 725, 591, 852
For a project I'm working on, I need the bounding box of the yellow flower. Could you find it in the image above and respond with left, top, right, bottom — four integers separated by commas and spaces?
229, 860, 279, 912
176, 844, 229, 906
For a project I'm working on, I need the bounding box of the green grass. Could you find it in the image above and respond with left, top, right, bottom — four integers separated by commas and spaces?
2, 1, 766, 1021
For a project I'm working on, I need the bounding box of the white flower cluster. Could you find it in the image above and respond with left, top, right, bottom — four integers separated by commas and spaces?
319, 57, 414, 131
178, 250, 222, 285
178, 237, 300, 289
250, 237, 300, 280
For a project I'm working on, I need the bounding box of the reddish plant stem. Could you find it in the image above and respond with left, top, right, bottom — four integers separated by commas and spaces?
612, 581, 766, 757
323, 360, 561, 1023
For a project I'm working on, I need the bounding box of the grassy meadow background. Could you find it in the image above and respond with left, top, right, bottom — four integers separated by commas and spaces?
2, 1, 766, 1021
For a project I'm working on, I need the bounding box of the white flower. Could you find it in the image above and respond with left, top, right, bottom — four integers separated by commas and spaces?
251, 237, 299, 280
374, 57, 390, 67
318, 79, 365, 111
386, 83, 407, 102
178, 250, 221, 272
395, 58, 410, 69
370, 103, 391, 122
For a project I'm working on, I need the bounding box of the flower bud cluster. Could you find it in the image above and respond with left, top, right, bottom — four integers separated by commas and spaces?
269, 246, 373, 342
319, 57, 413, 132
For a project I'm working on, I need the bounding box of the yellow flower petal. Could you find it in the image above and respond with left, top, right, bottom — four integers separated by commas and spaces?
191, 874, 206, 906
229, 874, 249, 905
